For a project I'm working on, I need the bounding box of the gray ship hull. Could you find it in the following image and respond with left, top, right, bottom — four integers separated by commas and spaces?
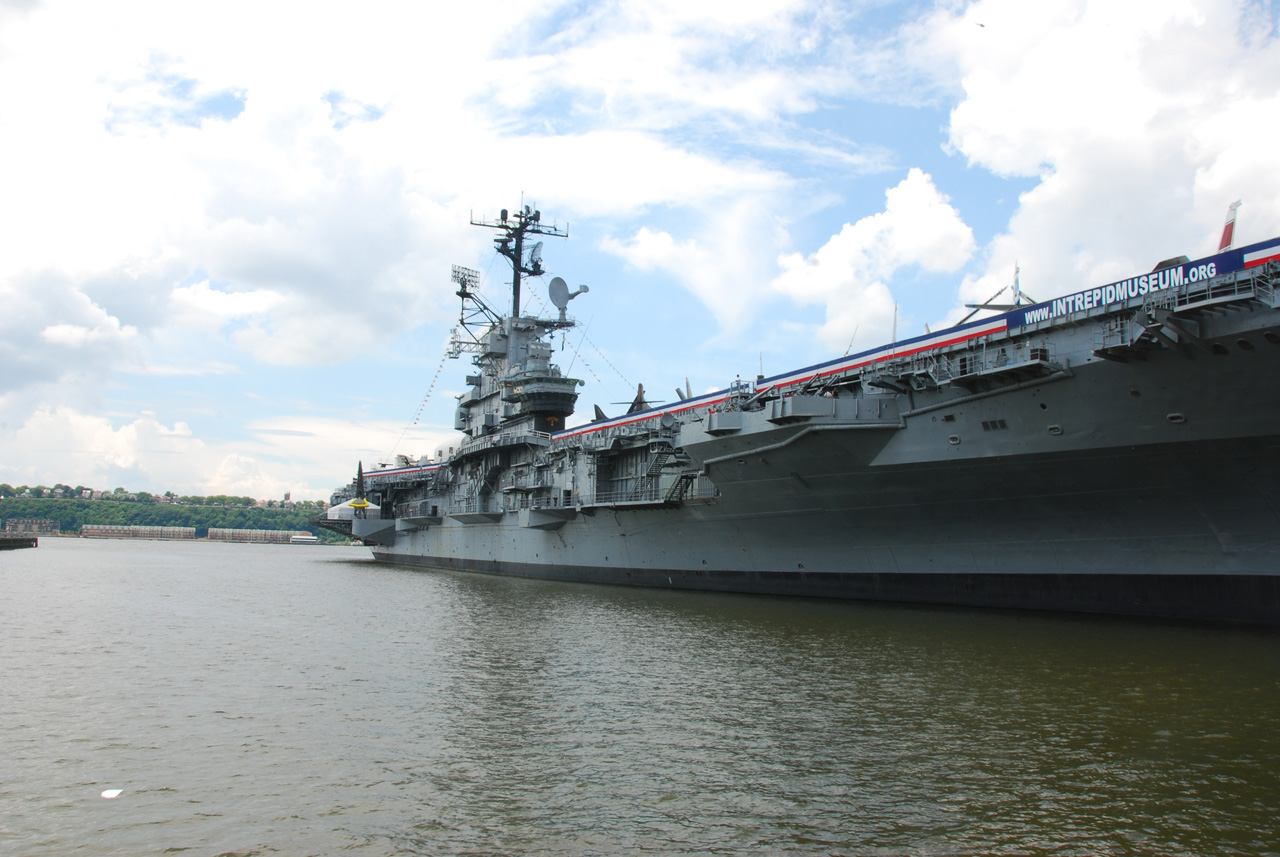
373, 431, 1280, 623
327, 215, 1280, 624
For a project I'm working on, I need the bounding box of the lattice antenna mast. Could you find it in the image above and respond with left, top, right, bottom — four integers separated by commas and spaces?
470, 204, 568, 317
447, 264, 499, 357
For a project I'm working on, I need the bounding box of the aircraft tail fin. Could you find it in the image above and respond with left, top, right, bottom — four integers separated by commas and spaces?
1219, 200, 1242, 251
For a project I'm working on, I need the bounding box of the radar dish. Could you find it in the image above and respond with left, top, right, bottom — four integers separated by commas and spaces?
451, 265, 481, 293
549, 277, 570, 309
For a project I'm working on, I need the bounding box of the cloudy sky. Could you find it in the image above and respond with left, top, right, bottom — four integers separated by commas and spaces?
2, 0, 1277, 500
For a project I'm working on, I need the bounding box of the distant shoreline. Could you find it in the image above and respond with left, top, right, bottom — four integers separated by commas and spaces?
0, 497, 347, 543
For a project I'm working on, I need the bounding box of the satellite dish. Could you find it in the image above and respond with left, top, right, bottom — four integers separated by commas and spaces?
549, 277, 570, 310
549, 277, 589, 320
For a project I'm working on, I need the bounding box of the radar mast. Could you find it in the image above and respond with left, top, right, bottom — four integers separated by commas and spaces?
470, 205, 568, 317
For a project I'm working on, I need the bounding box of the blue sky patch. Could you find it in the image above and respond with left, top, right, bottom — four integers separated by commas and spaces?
105, 65, 244, 132
323, 90, 385, 129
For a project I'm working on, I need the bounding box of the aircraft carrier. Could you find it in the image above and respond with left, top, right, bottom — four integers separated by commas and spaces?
321, 204, 1280, 623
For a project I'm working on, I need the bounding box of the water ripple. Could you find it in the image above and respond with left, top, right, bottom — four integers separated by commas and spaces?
1, 538, 1277, 855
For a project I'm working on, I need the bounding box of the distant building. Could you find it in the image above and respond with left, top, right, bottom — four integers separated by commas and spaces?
5, 518, 60, 535
208, 528, 310, 544
81, 525, 196, 540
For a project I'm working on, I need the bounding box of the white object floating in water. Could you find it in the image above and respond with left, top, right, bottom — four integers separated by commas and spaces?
101, 789, 123, 799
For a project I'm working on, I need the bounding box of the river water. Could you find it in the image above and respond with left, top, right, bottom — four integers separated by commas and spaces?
2, 538, 1277, 856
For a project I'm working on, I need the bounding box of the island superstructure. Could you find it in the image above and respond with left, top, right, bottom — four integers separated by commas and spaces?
321, 204, 1280, 623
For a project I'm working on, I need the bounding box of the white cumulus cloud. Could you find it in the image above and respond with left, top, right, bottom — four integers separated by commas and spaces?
917, 0, 1280, 317
771, 168, 975, 351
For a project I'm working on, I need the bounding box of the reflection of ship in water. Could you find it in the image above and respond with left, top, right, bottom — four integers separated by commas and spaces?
321, 203, 1280, 624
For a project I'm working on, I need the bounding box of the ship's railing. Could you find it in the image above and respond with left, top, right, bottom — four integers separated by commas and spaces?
383, 475, 441, 492
1090, 265, 1278, 348
500, 469, 558, 492
583, 474, 719, 506
428, 473, 720, 515
448, 497, 502, 515
1254, 266, 1276, 304
456, 428, 553, 458
394, 499, 442, 519
871, 339, 1054, 387
365, 469, 425, 488
529, 488, 576, 510
1165, 263, 1275, 310
1094, 315, 1138, 351
677, 476, 720, 502
1022, 261, 1279, 333
1090, 264, 1280, 353
590, 485, 663, 505
862, 268, 1275, 381
455, 436, 494, 457
571, 421, 668, 452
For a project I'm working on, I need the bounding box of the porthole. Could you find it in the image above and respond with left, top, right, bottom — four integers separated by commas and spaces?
1129, 388, 1141, 398
1048, 425, 1063, 436
948, 435, 961, 445
1167, 413, 1186, 424
1237, 339, 1254, 352
1212, 343, 1229, 356
1265, 331, 1280, 345
1039, 402, 1048, 410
